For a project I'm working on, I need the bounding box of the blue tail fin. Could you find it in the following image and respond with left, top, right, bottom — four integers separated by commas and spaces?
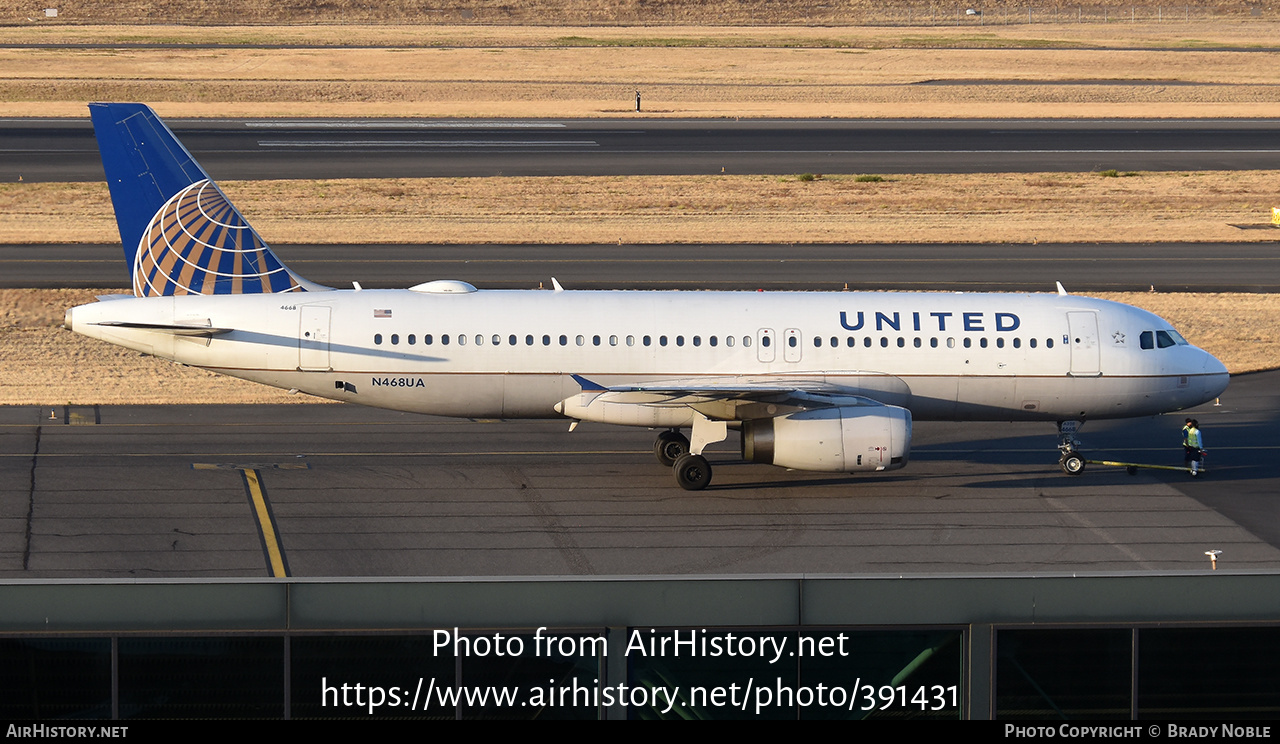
89, 103, 321, 297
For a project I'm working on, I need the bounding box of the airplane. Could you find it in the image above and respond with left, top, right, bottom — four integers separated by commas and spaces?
65, 103, 1230, 490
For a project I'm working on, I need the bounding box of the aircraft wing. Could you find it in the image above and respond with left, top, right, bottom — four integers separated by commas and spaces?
565, 374, 891, 421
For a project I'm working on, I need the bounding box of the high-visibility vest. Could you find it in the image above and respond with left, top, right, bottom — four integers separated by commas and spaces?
1186, 428, 1203, 449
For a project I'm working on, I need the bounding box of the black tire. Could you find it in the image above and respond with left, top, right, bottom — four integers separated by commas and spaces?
1126, 466, 1138, 476
654, 430, 690, 467
673, 454, 712, 491
1061, 452, 1085, 476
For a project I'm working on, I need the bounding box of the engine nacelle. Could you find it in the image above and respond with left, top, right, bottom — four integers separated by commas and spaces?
742, 405, 911, 472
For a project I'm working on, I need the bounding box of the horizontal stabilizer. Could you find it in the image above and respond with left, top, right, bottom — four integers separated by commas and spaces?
90, 321, 234, 337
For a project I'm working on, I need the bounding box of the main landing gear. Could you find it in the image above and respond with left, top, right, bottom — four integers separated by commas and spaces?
1057, 420, 1086, 476
653, 426, 721, 491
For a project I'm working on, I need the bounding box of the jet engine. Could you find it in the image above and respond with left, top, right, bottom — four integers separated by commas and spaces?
741, 405, 911, 472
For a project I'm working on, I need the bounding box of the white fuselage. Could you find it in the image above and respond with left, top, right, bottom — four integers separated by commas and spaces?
67, 287, 1229, 425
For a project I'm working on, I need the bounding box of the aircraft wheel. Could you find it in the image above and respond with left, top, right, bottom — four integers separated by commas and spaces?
1126, 466, 1139, 476
673, 454, 712, 491
1060, 452, 1085, 476
654, 430, 690, 467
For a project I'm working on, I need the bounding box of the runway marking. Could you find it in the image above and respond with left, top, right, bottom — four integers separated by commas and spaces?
192, 462, 312, 470
241, 468, 290, 578
192, 462, 296, 578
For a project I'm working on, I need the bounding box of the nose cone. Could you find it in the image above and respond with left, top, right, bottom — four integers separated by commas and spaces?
1202, 350, 1230, 401
63, 307, 74, 331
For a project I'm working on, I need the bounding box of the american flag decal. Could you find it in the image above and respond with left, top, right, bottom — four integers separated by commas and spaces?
374, 309, 392, 318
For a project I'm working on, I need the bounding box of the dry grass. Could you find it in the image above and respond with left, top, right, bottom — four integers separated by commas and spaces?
1, 287, 1273, 406
2, 22, 1279, 118
3, 1, 1273, 26
4, 171, 1279, 245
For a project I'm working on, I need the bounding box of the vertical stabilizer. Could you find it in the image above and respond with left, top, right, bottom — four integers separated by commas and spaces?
89, 103, 322, 297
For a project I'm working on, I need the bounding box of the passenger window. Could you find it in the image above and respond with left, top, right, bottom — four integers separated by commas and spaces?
947, 338, 955, 348
676, 336, 685, 347
442, 334, 450, 345
846, 337, 855, 347
791, 336, 800, 348
963, 338, 972, 348
880, 337, 889, 348
930, 337, 938, 348
913, 338, 921, 348
626, 335, 634, 346
810, 336, 818, 348
1046, 338, 1054, 349
408, 334, 416, 345
743, 336, 752, 348
863, 337, 871, 348
374, 334, 383, 345
996, 338, 1004, 348
424, 334, 433, 345
458, 335, 466, 346
760, 336, 769, 348
1030, 338, 1037, 348
709, 336, 717, 347
643, 335, 652, 347
726, 336, 734, 347
830, 337, 838, 347
391, 334, 399, 345
524, 335, 532, 346
576, 335, 584, 346
593, 335, 601, 346
1012, 338, 1020, 349
493, 334, 501, 345
609, 335, 618, 346
474, 334, 483, 345
559, 335, 568, 346
660, 336, 668, 347
979, 338, 988, 348
896, 337, 905, 348
692, 336, 701, 347
542, 335, 550, 346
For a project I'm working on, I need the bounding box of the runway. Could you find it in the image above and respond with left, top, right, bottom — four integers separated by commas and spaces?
7, 118, 1280, 182
8, 242, 1280, 292
2, 371, 1276, 579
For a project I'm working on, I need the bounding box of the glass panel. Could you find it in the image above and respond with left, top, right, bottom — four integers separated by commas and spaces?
0, 639, 111, 719
1138, 627, 1280, 719
996, 629, 1130, 720
118, 637, 283, 719
292, 636, 455, 720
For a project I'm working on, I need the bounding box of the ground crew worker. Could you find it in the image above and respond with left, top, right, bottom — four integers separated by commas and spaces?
1182, 417, 1193, 447
1184, 419, 1205, 476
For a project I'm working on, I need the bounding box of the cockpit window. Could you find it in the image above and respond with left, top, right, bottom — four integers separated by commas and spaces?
1156, 330, 1177, 348
1140, 331, 1154, 350
1166, 329, 1189, 346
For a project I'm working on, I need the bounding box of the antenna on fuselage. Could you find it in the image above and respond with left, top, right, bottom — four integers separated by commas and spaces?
1056, 281, 1069, 296
551, 277, 565, 292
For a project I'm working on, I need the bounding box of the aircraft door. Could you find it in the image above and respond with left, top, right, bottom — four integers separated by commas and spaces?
1066, 311, 1101, 377
783, 328, 803, 363
757, 328, 775, 363
299, 305, 331, 371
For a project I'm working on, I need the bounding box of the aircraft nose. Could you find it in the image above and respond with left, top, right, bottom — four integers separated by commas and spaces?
63, 307, 74, 332
1202, 350, 1229, 399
